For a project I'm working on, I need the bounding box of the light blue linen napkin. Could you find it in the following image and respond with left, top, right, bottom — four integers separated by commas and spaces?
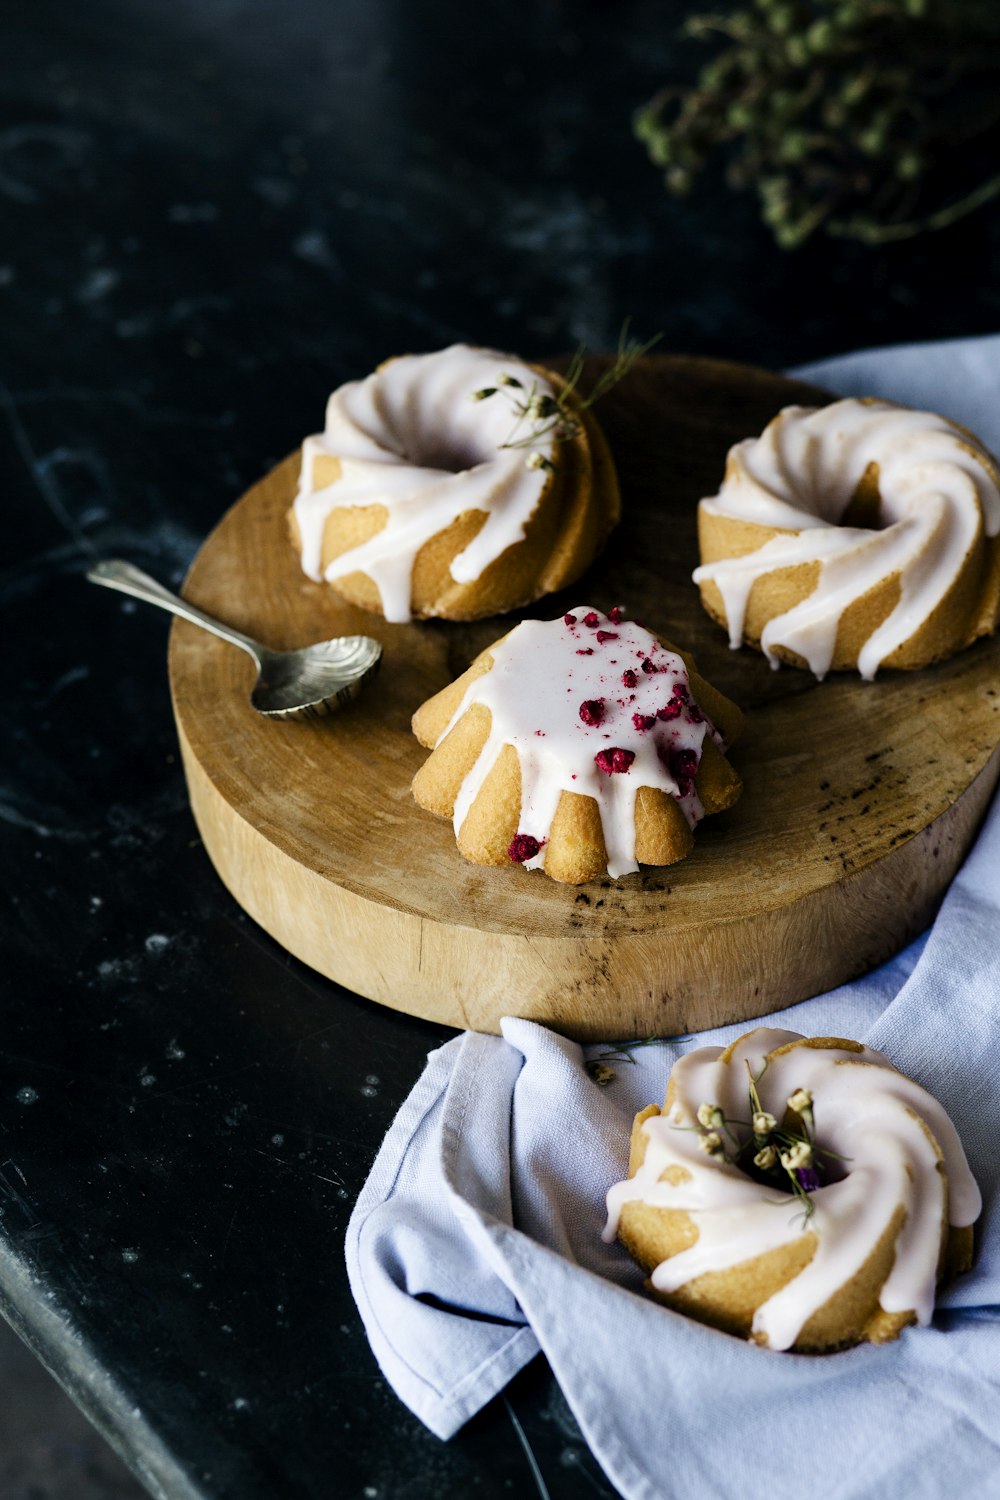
345, 337, 1000, 1498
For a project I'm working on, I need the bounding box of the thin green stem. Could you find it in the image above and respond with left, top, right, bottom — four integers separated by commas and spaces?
829, 168, 1000, 241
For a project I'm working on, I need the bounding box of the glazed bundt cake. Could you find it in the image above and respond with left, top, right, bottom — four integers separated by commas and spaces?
289, 344, 620, 623
693, 398, 1000, 679
411, 607, 742, 884
604, 1028, 981, 1352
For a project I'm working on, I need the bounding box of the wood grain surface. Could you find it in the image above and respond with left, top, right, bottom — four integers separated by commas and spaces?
167, 355, 1000, 1040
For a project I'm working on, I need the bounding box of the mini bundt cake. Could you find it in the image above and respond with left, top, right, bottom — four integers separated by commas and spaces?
604, 1028, 981, 1352
289, 344, 620, 623
693, 398, 1000, 679
411, 607, 742, 884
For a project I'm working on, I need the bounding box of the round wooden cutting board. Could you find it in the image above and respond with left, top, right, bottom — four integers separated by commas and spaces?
167, 356, 1000, 1040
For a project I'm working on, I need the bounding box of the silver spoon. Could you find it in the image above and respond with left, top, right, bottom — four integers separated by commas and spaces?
88, 559, 382, 721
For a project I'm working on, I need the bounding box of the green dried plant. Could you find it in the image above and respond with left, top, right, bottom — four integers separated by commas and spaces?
635, 0, 1000, 248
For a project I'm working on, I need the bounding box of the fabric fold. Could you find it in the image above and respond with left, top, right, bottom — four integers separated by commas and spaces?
346, 1038, 540, 1439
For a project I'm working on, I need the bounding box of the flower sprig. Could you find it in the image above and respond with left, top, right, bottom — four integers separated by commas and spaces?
687, 1063, 843, 1220
471, 321, 661, 471
585, 1032, 692, 1085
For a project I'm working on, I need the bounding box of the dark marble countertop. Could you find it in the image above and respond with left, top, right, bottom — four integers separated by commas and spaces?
2, 2, 995, 1496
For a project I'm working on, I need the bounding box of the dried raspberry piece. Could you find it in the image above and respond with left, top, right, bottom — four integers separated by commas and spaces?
671, 682, 689, 703
687, 705, 704, 724
622, 669, 638, 689
670, 747, 700, 782
641, 658, 656, 675
582, 611, 600, 628
632, 712, 656, 732
579, 699, 606, 727
563, 613, 577, 626
508, 833, 541, 863
596, 630, 619, 644
594, 747, 635, 775
608, 605, 624, 624
656, 700, 683, 722
576, 648, 594, 656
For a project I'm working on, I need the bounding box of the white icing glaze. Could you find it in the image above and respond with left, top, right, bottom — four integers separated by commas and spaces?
603, 1028, 981, 1350
292, 344, 558, 621
437, 609, 723, 879
692, 399, 1000, 679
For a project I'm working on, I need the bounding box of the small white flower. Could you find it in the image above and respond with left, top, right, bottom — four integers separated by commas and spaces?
752, 1110, 777, 1136
754, 1145, 777, 1170
781, 1141, 813, 1172
788, 1088, 813, 1114
697, 1102, 724, 1130
526, 394, 559, 422
699, 1131, 724, 1156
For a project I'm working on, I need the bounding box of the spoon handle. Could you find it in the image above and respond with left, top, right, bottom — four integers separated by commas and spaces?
87, 559, 263, 664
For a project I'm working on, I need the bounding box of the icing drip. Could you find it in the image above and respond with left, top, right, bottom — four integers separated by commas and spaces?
439, 609, 721, 880
603, 1029, 981, 1351
292, 344, 557, 622
692, 399, 1000, 679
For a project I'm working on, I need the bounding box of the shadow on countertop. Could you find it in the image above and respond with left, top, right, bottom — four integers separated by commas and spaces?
0, 1318, 146, 1500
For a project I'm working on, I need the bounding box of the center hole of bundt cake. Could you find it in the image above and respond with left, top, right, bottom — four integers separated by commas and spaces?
407, 434, 492, 474
838, 461, 883, 529
739, 1130, 847, 1195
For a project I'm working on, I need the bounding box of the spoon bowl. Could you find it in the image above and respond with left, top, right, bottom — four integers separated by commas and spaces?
88, 559, 382, 721
250, 635, 382, 719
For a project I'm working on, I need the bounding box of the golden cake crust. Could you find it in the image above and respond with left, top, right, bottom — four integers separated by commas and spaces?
609, 1031, 978, 1352
411, 615, 743, 885
289, 356, 621, 622
694, 399, 1000, 677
